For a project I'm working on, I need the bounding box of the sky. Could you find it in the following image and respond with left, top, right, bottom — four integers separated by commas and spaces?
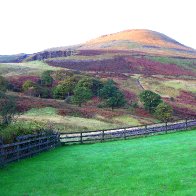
0, 0, 196, 55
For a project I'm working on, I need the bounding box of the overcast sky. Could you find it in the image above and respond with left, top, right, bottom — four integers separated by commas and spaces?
0, 0, 195, 54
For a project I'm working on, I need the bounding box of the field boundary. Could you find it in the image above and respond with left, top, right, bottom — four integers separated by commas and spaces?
60, 119, 196, 145
1, 119, 195, 167
0, 133, 60, 167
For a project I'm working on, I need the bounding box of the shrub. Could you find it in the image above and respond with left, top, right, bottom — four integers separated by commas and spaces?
0, 76, 8, 92
8, 76, 40, 92
22, 80, 35, 92
0, 121, 47, 144
130, 102, 139, 108
0, 92, 18, 125
170, 97, 175, 102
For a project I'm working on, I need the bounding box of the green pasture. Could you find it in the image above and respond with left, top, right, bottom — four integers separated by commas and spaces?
0, 130, 195, 195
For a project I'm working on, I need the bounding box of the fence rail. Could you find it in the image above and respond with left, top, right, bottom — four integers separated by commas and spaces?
60, 119, 196, 145
0, 133, 60, 167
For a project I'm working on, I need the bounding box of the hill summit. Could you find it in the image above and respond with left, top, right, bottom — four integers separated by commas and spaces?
82, 29, 192, 51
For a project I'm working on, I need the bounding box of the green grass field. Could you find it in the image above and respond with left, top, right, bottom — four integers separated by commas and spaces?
0, 130, 195, 196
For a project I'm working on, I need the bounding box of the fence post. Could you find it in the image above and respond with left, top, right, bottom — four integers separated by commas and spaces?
80, 132, 83, 144
123, 129, 126, 140
102, 131, 105, 142
16, 143, 20, 161
0, 146, 4, 167
185, 119, 188, 130
145, 125, 147, 135
57, 133, 61, 146
165, 122, 168, 134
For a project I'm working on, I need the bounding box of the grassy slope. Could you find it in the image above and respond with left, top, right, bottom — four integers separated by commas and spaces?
163, 80, 196, 93
0, 61, 61, 77
21, 107, 119, 132
139, 76, 196, 97
0, 130, 195, 196
148, 56, 196, 72
19, 107, 146, 132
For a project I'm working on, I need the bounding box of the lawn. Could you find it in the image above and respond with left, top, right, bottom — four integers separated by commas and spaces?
0, 130, 195, 196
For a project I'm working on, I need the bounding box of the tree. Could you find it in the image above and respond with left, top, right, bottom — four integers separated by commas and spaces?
77, 77, 103, 96
106, 91, 126, 110
0, 76, 8, 92
99, 80, 118, 99
52, 76, 78, 99
41, 70, 53, 86
139, 90, 162, 113
72, 86, 92, 107
77, 77, 93, 89
0, 92, 17, 125
99, 79, 126, 110
155, 102, 173, 122
35, 86, 51, 98
91, 78, 104, 96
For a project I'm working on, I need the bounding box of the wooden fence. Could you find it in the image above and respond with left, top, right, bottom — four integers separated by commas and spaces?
0, 132, 60, 167
60, 119, 196, 145
1, 119, 195, 167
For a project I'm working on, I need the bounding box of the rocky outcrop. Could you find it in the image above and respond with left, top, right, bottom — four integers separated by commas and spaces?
26, 50, 75, 61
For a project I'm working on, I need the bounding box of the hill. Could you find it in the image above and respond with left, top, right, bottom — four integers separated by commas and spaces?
20, 29, 195, 77
0, 29, 195, 121
83, 29, 196, 58
83, 29, 193, 51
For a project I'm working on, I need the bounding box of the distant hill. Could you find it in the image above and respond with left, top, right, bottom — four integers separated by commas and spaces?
80, 29, 196, 57
84, 29, 189, 49
0, 53, 29, 63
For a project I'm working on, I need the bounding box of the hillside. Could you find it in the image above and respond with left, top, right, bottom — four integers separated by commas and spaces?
20, 29, 195, 77
0, 28, 195, 123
